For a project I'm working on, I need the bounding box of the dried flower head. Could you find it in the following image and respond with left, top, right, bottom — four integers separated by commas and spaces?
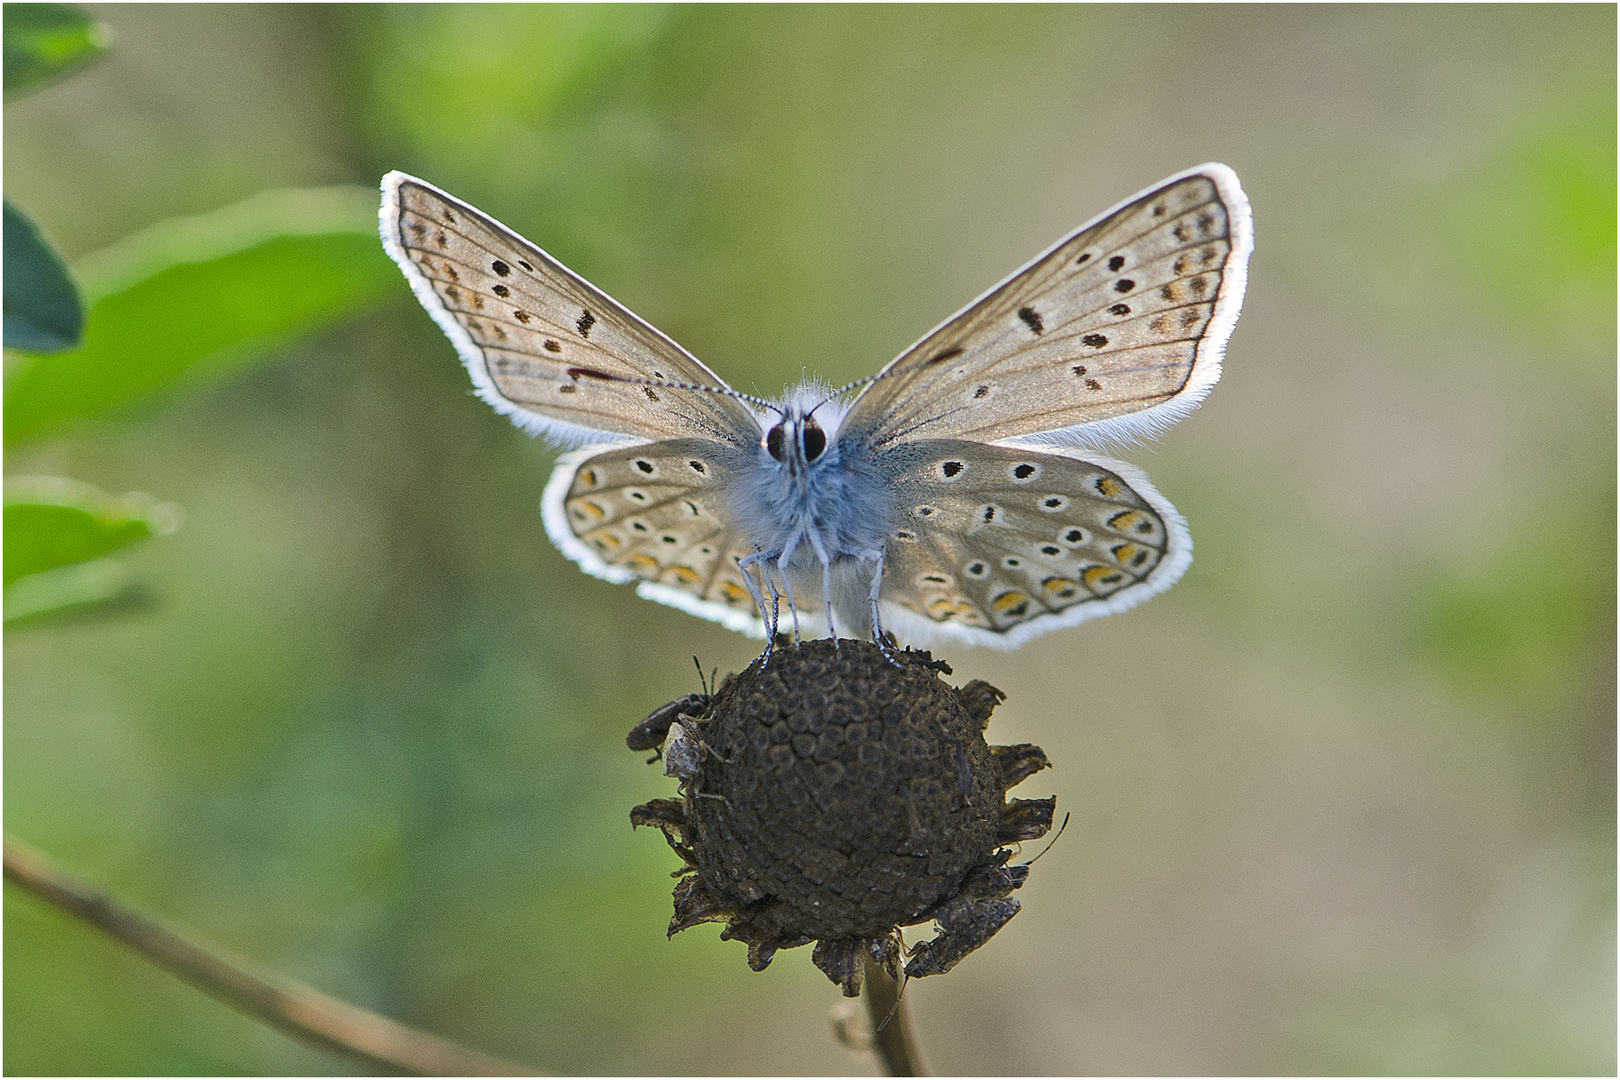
630, 639, 1054, 996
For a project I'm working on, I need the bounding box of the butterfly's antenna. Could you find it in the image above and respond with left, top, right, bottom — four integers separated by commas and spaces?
811, 373, 877, 414
691, 655, 709, 698
1018, 811, 1071, 867
810, 361, 916, 415
565, 365, 781, 415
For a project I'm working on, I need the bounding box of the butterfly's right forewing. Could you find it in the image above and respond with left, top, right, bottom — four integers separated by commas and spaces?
846, 164, 1251, 450
383, 172, 760, 448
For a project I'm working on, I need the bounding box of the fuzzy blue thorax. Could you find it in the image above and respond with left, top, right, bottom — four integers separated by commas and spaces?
725, 384, 897, 635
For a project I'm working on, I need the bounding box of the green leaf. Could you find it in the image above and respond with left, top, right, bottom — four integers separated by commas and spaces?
3, 199, 85, 352
3, 186, 397, 446
2, 3, 111, 98
3, 556, 140, 627
4, 475, 179, 587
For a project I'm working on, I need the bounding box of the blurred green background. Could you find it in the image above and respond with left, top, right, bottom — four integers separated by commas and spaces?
5, 4, 1613, 1074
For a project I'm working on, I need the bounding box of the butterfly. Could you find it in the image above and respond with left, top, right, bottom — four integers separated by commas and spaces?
380, 164, 1251, 651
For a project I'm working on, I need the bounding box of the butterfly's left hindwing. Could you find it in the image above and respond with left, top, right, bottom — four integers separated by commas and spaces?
541, 440, 771, 637
874, 441, 1190, 649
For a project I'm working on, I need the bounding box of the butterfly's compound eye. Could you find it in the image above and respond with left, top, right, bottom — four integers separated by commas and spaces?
801, 419, 827, 462
765, 424, 786, 461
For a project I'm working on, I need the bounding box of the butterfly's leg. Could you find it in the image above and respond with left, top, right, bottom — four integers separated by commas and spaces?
859, 548, 898, 662
804, 528, 839, 645
738, 550, 781, 662
774, 528, 806, 644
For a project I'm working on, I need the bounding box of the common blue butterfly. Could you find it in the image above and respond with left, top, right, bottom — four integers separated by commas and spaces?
380, 165, 1251, 650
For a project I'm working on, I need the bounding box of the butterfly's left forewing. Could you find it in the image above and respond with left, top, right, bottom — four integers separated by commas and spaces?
541, 440, 775, 637
382, 172, 760, 448
844, 164, 1251, 451
876, 441, 1190, 648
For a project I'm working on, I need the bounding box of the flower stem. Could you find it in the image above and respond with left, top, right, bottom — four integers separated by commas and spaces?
3, 834, 538, 1076
862, 955, 927, 1075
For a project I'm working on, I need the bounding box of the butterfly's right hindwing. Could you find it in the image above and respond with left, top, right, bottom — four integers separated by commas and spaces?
541, 440, 771, 637
382, 172, 760, 448
876, 441, 1190, 648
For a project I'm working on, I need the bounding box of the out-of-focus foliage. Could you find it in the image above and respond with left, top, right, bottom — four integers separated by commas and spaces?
5, 186, 395, 445
4, 475, 177, 586
4, 6, 1613, 1076
3, 199, 84, 351
2, 2, 109, 98
4, 476, 178, 625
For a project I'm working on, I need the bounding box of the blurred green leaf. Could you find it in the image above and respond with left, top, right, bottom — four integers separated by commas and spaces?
1424, 112, 1617, 331
2, 3, 110, 98
4, 475, 179, 587
357, 5, 677, 158
3, 556, 140, 627
3, 186, 397, 446
4, 199, 84, 352
1411, 478, 1615, 716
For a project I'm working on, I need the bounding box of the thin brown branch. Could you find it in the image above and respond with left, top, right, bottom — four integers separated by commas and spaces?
863, 956, 928, 1076
3, 834, 540, 1076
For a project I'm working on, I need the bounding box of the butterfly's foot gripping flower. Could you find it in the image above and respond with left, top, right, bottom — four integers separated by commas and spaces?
629, 638, 1055, 996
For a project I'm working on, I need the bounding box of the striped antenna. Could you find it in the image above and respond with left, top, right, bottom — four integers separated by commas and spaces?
565, 366, 782, 416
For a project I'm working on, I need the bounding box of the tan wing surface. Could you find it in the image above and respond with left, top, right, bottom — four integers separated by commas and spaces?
541, 440, 781, 636
382, 172, 760, 448
845, 165, 1251, 450
877, 441, 1190, 647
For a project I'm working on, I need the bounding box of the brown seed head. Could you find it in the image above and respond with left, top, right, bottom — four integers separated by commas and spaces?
630, 639, 1054, 995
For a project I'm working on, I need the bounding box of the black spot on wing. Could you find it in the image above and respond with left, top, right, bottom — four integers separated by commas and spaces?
1108, 255, 1125, 271
1017, 306, 1044, 334
1081, 334, 1108, 348
492, 260, 510, 276
576, 309, 596, 337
